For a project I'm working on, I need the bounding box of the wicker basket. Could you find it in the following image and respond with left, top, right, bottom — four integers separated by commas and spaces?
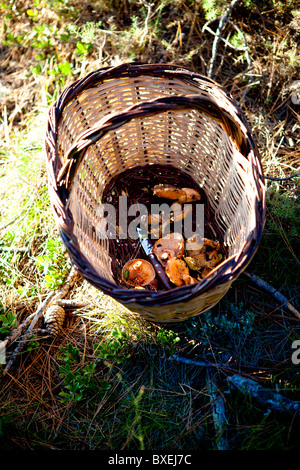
45, 63, 265, 323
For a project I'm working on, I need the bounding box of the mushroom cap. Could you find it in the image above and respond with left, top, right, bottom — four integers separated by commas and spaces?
186, 237, 220, 256
153, 185, 187, 201
153, 232, 184, 267
122, 259, 155, 287
186, 234, 204, 254
153, 185, 201, 204
170, 202, 193, 222
177, 188, 201, 204
185, 238, 222, 271
202, 238, 220, 250
148, 204, 192, 238
185, 250, 219, 270
165, 258, 197, 286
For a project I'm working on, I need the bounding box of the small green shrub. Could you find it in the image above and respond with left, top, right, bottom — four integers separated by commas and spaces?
267, 185, 300, 242
156, 328, 180, 354
201, 0, 220, 20
58, 343, 111, 404
0, 310, 17, 338
94, 326, 131, 364
35, 237, 70, 289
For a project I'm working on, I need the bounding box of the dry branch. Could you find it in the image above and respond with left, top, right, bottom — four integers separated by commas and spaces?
54, 299, 88, 309
3, 268, 82, 374
170, 354, 226, 370
171, 354, 300, 421
227, 375, 300, 417
0, 246, 28, 252
206, 368, 229, 450
244, 271, 300, 320
203, 0, 242, 79
1, 293, 54, 353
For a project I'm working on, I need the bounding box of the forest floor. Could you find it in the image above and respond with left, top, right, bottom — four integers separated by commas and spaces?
0, 0, 299, 451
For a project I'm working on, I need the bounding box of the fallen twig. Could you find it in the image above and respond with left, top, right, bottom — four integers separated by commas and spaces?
264, 173, 300, 182
170, 354, 226, 370
202, 0, 255, 103
3, 268, 82, 374
170, 354, 229, 448
206, 368, 229, 450
171, 354, 300, 421
129, 0, 154, 46
227, 375, 300, 417
0, 214, 25, 232
203, 0, 242, 79
2, 291, 56, 374
54, 299, 89, 309
0, 246, 28, 252
1, 294, 53, 352
203, 18, 248, 52
243, 271, 300, 320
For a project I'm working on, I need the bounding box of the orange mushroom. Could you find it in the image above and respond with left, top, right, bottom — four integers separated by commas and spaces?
186, 236, 220, 256
152, 233, 185, 268
184, 238, 222, 272
200, 267, 214, 279
122, 259, 155, 287
153, 185, 201, 204
165, 258, 197, 287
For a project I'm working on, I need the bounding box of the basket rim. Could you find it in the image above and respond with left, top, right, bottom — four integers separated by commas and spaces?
57, 92, 256, 192
45, 63, 266, 306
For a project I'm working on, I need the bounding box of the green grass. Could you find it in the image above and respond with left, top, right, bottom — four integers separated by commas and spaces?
248, 182, 300, 305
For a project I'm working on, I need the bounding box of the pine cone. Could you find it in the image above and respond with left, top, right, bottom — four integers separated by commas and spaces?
43, 304, 65, 336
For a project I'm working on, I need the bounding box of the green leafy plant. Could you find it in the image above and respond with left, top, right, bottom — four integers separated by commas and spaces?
75, 41, 92, 57
156, 328, 180, 354
48, 60, 72, 78
58, 343, 111, 404
3, 30, 26, 46
35, 237, 70, 289
267, 185, 300, 242
26, 9, 39, 20
31, 23, 55, 49
25, 335, 40, 354
94, 326, 131, 364
230, 31, 245, 49
202, 0, 220, 20
45, 0, 81, 19
68, 21, 102, 43
0, 310, 17, 337
68, 21, 101, 57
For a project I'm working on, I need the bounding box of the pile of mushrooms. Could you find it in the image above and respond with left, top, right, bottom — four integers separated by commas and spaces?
150, 185, 222, 287
152, 233, 222, 287
152, 233, 194, 287
184, 237, 222, 279
148, 184, 200, 239
121, 184, 223, 290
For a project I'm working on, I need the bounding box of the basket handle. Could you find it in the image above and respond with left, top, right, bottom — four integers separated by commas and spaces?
57, 94, 252, 194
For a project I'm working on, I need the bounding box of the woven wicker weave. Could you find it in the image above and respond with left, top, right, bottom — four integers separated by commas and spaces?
45, 63, 265, 322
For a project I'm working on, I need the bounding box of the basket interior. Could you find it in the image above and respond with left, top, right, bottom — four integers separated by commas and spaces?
56, 74, 258, 286
101, 164, 230, 288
